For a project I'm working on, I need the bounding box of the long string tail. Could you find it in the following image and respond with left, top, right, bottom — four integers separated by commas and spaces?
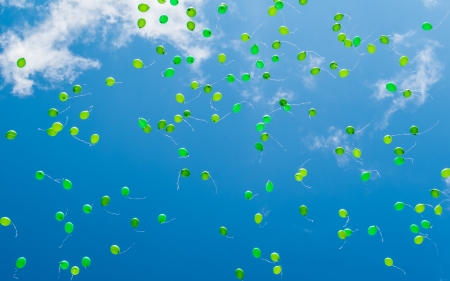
353, 48, 365, 56
280, 10, 286, 25
258, 222, 268, 228
306, 50, 325, 60
163, 218, 176, 224
301, 181, 312, 189
240, 101, 254, 109
70, 274, 74, 281
350, 57, 361, 71
210, 100, 218, 111
269, 77, 288, 82
393, 265, 406, 274
211, 77, 227, 86
424, 236, 439, 255
59, 234, 71, 248
390, 133, 409, 137
12, 222, 18, 237
182, 119, 194, 132
176, 173, 181, 190
144, 61, 156, 68
58, 264, 61, 279
270, 135, 286, 151
254, 42, 268, 48
343, 216, 350, 227
103, 208, 120, 216
251, 21, 266, 36
376, 226, 384, 242
135, 229, 145, 233
345, 152, 363, 166
215, 15, 220, 30
284, 1, 301, 14
300, 159, 311, 168
438, 198, 450, 205
355, 120, 373, 134
347, 23, 358, 37
268, 108, 281, 115
404, 142, 417, 154
45, 174, 61, 183
418, 120, 439, 135
259, 152, 263, 164
339, 240, 347, 250
225, 235, 234, 239
320, 68, 336, 78
290, 102, 311, 106
433, 10, 450, 29
13, 268, 18, 279
305, 216, 314, 222
65, 208, 68, 217
127, 196, 146, 200
68, 92, 92, 100
210, 175, 218, 194
261, 258, 275, 264
121, 243, 136, 254
190, 116, 208, 123
388, 44, 403, 56
185, 91, 201, 104
280, 40, 300, 51
59, 106, 71, 114
158, 131, 178, 145
217, 112, 231, 123
372, 170, 381, 177
224, 60, 235, 66
72, 135, 93, 146
249, 194, 258, 200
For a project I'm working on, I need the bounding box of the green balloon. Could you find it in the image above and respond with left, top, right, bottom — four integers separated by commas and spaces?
279, 26, 289, 35
299, 205, 308, 216
204, 84, 212, 93
187, 21, 195, 31
272, 40, 281, 49
137, 18, 146, 28
415, 203, 425, 213
48, 108, 59, 117
441, 168, 450, 178
232, 103, 241, 113
309, 108, 316, 117
403, 89, 412, 98
55, 212, 65, 221
344, 228, 353, 237
211, 114, 220, 123
297, 51, 306, 61
227, 74, 235, 82
368, 225, 377, 235
268, 6, 277, 16
344, 39, 353, 48
339, 69, 349, 78
59, 92, 69, 102
272, 55, 280, 62
111, 245, 120, 255
219, 226, 227, 236
164, 68, 175, 77
310, 67, 320, 75
379, 35, 389, 44
353, 36, 361, 47
422, 22, 433, 31
178, 148, 189, 157
410, 224, 419, 233
5, 130, 17, 140
337, 33, 346, 42
183, 110, 191, 118
386, 82, 397, 92
218, 3, 227, 14
138, 3, 150, 12
81, 256, 91, 268
165, 124, 175, 133
255, 142, 263, 151
252, 247, 261, 258
62, 179, 72, 190
241, 33, 250, 42
159, 15, 169, 24
173, 55, 182, 65
435, 204, 443, 216
330, 61, 338, 70
352, 148, 361, 158
100, 196, 110, 207
201, 171, 210, 180
367, 43, 376, 54
158, 214, 167, 223
180, 168, 190, 178
35, 170, 45, 180
186, 7, 197, 17
410, 125, 419, 135
394, 202, 405, 211
266, 180, 274, 192
361, 171, 371, 181
133, 59, 144, 69
156, 45, 165, 55
105, 77, 115, 86
170, 0, 178, 6
138, 118, 148, 129
263, 72, 271, 80
250, 44, 259, 55
218, 53, 227, 64
60, 260, 69, 270
275, 0, 284, 10
203, 28, 212, 38
256, 60, 265, 69
65, 222, 74, 234
157, 119, 167, 130
399, 56, 409, 67
346, 126, 355, 135
242, 73, 250, 82
337, 230, 346, 240
338, 209, 348, 218
383, 135, 393, 144
131, 218, 139, 228
17, 58, 26, 68
270, 252, 280, 262
332, 23, 341, 32
384, 258, 393, 267
235, 268, 244, 280
430, 188, 440, 198
244, 191, 253, 200
121, 187, 130, 197
16, 257, 26, 269
260, 132, 269, 141
256, 122, 265, 132
414, 235, 424, 245
299, 0, 307, 4
263, 115, 271, 123
83, 204, 92, 214
334, 13, 344, 21
394, 157, 404, 165
394, 147, 404, 155
73, 85, 82, 94
421, 220, 431, 229
335, 147, 345, 155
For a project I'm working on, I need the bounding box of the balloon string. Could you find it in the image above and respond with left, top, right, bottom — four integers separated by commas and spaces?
185, 91, 201, 104
176, 173, 181, 190
120, 243, 136, 254
249, 194, 258, 200
390, 133, 409, 137
360, 31, 375, 45
300, 159, 311, 169
215, 15, 221, 30
225, 235, 234, 239
254, 42, 268, 48
424, 236, 439, 255
377, 226, 384, 242
434, 10, 450, 29
12, 222, 18, 237
224, 60, 235, 66
70, 274, 74, 281
339, 239, 347, 250
305, 216, 314, 222
62, 116, 69, 127
259, 152, 263, 164
103, 208, 120, 216
283, 1, 301, 14
65, 208, 68, 217
388, 44, 403, 56
269, 77, 288, 82
345, 152, 364, 166
261, 258, 275, 264
87, 105, 94, 112
58, 265, 61, 279
438, 199, 450, 205
425, 204, 434, 209
305, 50, 325, 60
290, 102, 311, 106
217, 112, 231, 122
268, 108, 281, 115
300, 181, 312, 189
190, 116, 208, 123
45, 174, 61, 184
72, 135, 93, 146
210, 175, 218, 194
280, 10, 286, 25
68, 92, 91, 99
343, 216, 350, 227
258, 222, 268, 228
355, 120, 373, 134
251, 21, 266, 36
162, 218, 176, 224
126, 196, 146, 200
59, 234, 71, 248
144, 61, 155, 68
158, 131, 178, 145
404, 142, 416, 155
182, 119, 194, 132
353, 48, 365, 56
349, 57, 361, 71
393, 265, 406, 274
405, 158, 414, 163
418, 120, 439, 135
240, 101, 254, 109
211, 77, 227, 86
59, 106, 71, 114
320, 68, 336, 78
347, 23, 358, 37
135, 229, 145, 233
210, 100, 218, 111
13, 268, 18, 279
270, 135, 286, 151
370, 170, 381, 177
280, 40, 300, 51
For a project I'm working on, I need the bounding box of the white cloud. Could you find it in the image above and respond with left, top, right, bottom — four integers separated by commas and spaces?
267, 88, 294, 106
0, 0, 32, 8
301, 55, 324, 90
372, 42, 443, 128
422, 0, 439, 8
241, 85, 263, 103
391, 30, 416, 48
0, 0, 211, 96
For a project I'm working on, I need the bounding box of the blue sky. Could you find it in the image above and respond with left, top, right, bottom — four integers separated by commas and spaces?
1, 0, 450, 280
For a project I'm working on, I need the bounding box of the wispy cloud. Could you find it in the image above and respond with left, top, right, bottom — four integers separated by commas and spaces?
372, 42, 443, 128
267, 88, 294, 106
241, 85, 263, 103
0, 0, 210, 96
391, 30, 416, 48
0, 0, 32, 8
301, 55, 325, 90
422, 0, 439, 8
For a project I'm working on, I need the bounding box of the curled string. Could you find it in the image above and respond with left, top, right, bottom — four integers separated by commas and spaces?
45, 174, 61, 184
339, 240, 347, 250
158, 130, 178, 145
393, 266, 406, 274
72, 135, 93, 146
126, 196, 146, 200
258, 222, 268, 228
424, 236, 439, 255
355, 120, 373, 134
190, 116, 208, 123
121, 243, 136, 254
12, 222, 18, 237
62, 116, 69, 127
225, 235, 234, 239
176, 173, 181, 190
210, 100, 218, 111
144, 61, 155, 68
13, 268, 18, 279
376, 226, 384, 242
269, 77, 288, 82
216, 112, 231, 122
434, 10, 450, 30
259, 151, 263, 163
305, 216, 314, 222
261, 259, 275, 264
135, 229, 145, 233
59, 106, 71, 114
254, 42, 269, 48
300, 159, 311, 168
405, 158, 414, 163
240, 101, 254, 109
300, 181, 312, 189
343, 216, 350, 227
404, 142, 417, 155
103, 208, 120, 216
162, 218, 176, 224
280, 41, 300, 50
268, 108, 281, 115
305, 51, 325, 60
87, 105, 94, 112
210, 175, 218, 194
270, 135, 286, 151
251, 21, 266, 36
58, 234, 71, 248
283, 1, 301, 14
224, 60, 235, 66
345, 152, 363, 166
349, 57, 361, 71
185, 91, 201, 104
68, 92, 91, 99
320, 68, 336, 78
183, 119, 194, 132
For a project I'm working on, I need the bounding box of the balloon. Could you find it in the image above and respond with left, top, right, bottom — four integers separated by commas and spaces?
344, 228, 353, 236
183, 110, 191, 118
441, 168, 450, 178
90, 134, 100, 144
346, 126, 355, 135
52, 122, 64, 132
211, 114, 220, 123
339, 69, 349, 78
121, 187, 130, 197
156, 45, 165, 55
422, 22, 433, 31
48, 108, 58, 117
266, 180, 274, 192
334, 13, 344, 21
203, 28, 212, 38
254, 213, 263, 224
164, 68, 175, 77
415, 203, 425, 213
81, 256, 91, 268
218, 53, 227, 64
16, 257, 26, 269
79, 110, 90, 120
434, 204, 442, 215
394, 157, 404, 165
275, 0, 284, 10
394, 202, 405, 211
380, 35, 389, 44
299, 205, 308, 216
131, 218, 139, 228
17, 58, 26, 68
46, 128, 58, 137
133, 59, 144, 69
186, 56, 195, 64
361, 171, 370, 181
219, 226, 227, 236
71, 266, 79, 276
212, 92, 222, 101
100, 196, 110, 207
137, 18, 146, 28
255, 142, 263, 151
170, 0, 178, 5
105, 77, 115, 86
174, 115, 183, 123
186, 7, 197, 17
430, 188, 440, 198
309, 108, 317, 117
60, 260, 69, 270
244, 191, 253, 200
5, 130, 17, 140
204, 84, 212, 93
165, 124, 175, 133
158, 120, 167, 129
272, 55, 280, 62
180, 168, 190, 177
332, 23, 341, 32
338, 209, 348, 218
399, 56, 409, 67
138, 118, 148, 129
414, 235, 424, 244
368, 225, 377, 235
260, 132, 269, 142
138, 3, 150, 12
383, 135, 393, 144
232, 103, 241, 113
421, 220, 431, 229
297, 51, 306, 61
353, 148, 361, 158
299, 0, 307, 4
65, 222, 74, 234
159, 15, 169, 24
344, 39, 353, 48
273, 266, 282, 275
268, 6, 277, 16
178, 148, 188, 157
337, 33, 346, 42
272, 40, 281, 49
252, 248, 261, 258
279, 26, 289, 35
187, 21, 195, 31
175, 93, 185, 103
394, 147, 404, 155
241, 33, 250, 42
218, 3, 227, 14
59, 92, 69, 101
158, 214, 167, 223
384, 258, 393, 266
335, 147, 345, 155
367, 44, 376, 54
263, 115, 271, 123
173, 56, 182, 65
270, 252, 280, 262
337, 230, 346, 240
111, 245, 120, 255
235, 268, 244, 280
63, 179, 72, 190
256, 60, 265, 69
250, 44, 259, 55
55, 212, 65, 221
35, 170, 45, 180
353, 36, 361, 47
227, 74, 235, 82
83, 204, 92, 214
256, 122, 265, 132
294, 173, 303, 181
410, 224, 419, 233
0, 217, 11, 226
310, 67, 320, 75
330, 61, 338, 70
386, 82, 397, 92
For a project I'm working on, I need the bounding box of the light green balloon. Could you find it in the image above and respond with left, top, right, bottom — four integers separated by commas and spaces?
384, 257, 393, 267
270, 252, 280, 262
254, 213, 263, 224
100, 195, 110, 207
